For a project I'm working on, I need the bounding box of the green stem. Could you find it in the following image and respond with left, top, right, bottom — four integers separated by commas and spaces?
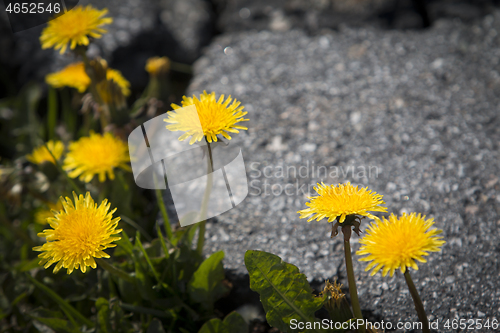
78, 49, 110, 131
404, 270, 430, 333
61, 88, 76, 136
43, 141, 83, 195
155, 185, 172, 240
99, 106, 110, 131
196, 141, 214, 255
169, 61, 192, 74
96, 258, 135, 285
344, 240, 365, 333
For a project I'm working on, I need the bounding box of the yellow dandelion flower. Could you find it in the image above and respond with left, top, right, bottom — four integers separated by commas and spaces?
298, 182, 387, 223
45, 61, 129, 99
45, 62, 91, 93
27, 140, 64, 165
33, 192, 122, 274
34, 201, 64, 225
164, 91, 249, 144
40, 5, 113, 54
145, 56, 170, 76
63, 132, 130, 183
357, 213, 446, 277
106, 68, 131, 97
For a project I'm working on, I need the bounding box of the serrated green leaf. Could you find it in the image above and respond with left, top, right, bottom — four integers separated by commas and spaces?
198, 318, 224, 333
188, 251, 228, 310
223, 311, 248, 333
244, 250, 325, 333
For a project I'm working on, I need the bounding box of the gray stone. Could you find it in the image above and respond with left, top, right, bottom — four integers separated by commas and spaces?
187, 11, 500, 328
213, 0, 500, 33
158, 0, 214, 61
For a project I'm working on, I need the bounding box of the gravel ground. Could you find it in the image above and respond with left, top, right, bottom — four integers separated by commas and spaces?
182, 13, 500, 330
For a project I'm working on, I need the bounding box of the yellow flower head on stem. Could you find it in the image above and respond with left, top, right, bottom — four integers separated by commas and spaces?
40, 5, 113, 54
63, 132, 130, 183
33, 192, 122, 274
164, 91, 249, 144
357, 213, 446, 277
46, 61, 130, 101
45, 62, 91, 93
298, 182, 387, 223
145, 56, 170, 76
27, 140, 64, 165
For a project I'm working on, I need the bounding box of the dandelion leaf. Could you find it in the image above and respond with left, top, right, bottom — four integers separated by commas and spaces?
198, 311, 248, 333
244, 250, 325, 332
188, 250, 229, 309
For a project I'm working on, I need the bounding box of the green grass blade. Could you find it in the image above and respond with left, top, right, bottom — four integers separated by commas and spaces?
27, 274, 94, 328
136, 232, 161, 284
155, 186, 172, 240
47, 87, 58, 140
156, 222, 171, 260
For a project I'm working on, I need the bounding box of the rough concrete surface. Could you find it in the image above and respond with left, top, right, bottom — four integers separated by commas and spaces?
187, 13, 500, 330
